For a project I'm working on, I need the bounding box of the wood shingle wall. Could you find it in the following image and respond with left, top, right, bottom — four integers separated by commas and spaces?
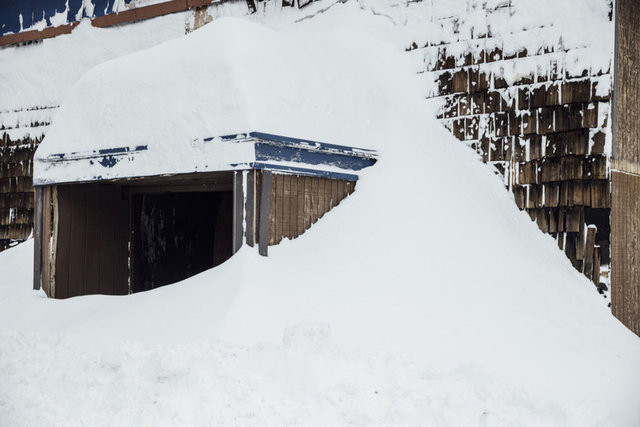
413, 0, 613, 284
0, 107, 49, 250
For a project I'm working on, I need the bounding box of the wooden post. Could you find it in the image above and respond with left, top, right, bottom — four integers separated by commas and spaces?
232, 171, 244, 254
33, 186, 43, 291
583, 225, 597, 280
245, 171, 256, 247
258, 170, 272, 256
41, 187, 52, 296
593, 246, 601, 286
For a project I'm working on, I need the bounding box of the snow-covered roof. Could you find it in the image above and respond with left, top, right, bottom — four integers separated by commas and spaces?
33, 17, 397, 184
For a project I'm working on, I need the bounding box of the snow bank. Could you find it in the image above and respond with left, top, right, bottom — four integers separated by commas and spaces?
1, 2, 639, 426
0, 12, 188, 112
34, 16, 404, 183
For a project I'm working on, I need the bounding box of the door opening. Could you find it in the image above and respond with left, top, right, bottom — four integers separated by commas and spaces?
130, 191, 233, 293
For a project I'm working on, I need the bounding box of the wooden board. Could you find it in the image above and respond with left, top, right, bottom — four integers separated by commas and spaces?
611, 170, 640, 336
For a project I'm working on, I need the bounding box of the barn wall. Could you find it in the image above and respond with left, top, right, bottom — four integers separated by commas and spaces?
53, 183, 129, 298
611, 0, 640, 336
412, 1, 613, 283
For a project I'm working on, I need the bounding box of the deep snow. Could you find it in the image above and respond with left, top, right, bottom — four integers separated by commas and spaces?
1, 1, 639, 426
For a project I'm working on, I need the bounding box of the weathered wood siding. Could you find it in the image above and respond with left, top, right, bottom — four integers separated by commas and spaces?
0, 131, 39, 249
268, 173, 355, 245
611, 0, 640, 336
54, 184, 129, 298
611, 171, 640, 335
417, 2, 612, 281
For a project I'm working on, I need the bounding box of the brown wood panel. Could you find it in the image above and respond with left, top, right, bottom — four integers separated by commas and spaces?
41, 187, 51, 296
67, 185, 87, 296
268, 174, 278, 245
245, 171, 256, 247
53, 184, 129, 298
583, 226, 596, 281
615, 0, 640, 163
54, 185, 73, 299
283, 174, 291, 239
84, 186, 101, 295
296, 177, 305, 236
611, 170, 640, 336
98, 186, 116, 295
32, 187, 43, 291
310, 177, 319, 224
303, 176, 311, 230
290, 175, 298, 238
265, 174, 355, 246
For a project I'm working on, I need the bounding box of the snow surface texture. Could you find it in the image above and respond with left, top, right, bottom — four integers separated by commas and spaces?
2, 1, 640, 426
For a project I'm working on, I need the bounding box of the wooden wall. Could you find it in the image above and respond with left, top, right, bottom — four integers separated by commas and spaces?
0, 130, 41, 250
267, 173, 355, 246
611, 0, 640, 336
52, 184, 129, 298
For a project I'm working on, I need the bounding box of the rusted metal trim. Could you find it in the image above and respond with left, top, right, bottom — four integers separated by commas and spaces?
0, 0, 224, 47
0, 22, 79, 47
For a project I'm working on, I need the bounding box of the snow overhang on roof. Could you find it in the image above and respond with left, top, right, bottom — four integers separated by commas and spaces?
33, 131, 378, 185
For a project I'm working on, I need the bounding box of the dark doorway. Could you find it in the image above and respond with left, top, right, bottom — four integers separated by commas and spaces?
131, 191, 233, 293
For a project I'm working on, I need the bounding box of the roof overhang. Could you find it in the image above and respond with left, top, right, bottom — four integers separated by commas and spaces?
34, 132, 378, 186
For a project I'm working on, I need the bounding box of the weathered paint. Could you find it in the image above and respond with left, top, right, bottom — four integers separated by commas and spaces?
35, 133, 376, 185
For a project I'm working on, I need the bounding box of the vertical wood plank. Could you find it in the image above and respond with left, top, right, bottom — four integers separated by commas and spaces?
49, 186, 59, 297
275, 174, 284, 244
41, 187, 52, 296
303, 176, 311, 230
259, 170, 272, 256
290, 174, 298, 239
593, 246, 601, 286
317, 178, 326, 220
333, 179, 341, 208
232, 171, 244, 254
311, 177, 319, 224
245, 171, 256, 247
583, 225, 597, 280
32, 186, 43, 291
98, 186, 115, 295
113, 184, 129, 295
68, 185, 87, 296
283, 174, 291, 239
296, 176, 305, 236
84, 185, 101, 295
55, 186, 72, 299
576, 221, 585, 261
269, 173, 277, 245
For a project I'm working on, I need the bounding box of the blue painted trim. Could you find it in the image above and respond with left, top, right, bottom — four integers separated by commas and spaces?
255, 142, 375, 171
44, 144, 148, 161
251, 162, 359, 181
250, 131, 377, 158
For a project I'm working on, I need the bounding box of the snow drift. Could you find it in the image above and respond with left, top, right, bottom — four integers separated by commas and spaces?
1, 2, 639, 426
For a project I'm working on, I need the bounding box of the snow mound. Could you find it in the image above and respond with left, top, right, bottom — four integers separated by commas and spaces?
2, 2, 639, 426
35, 16, 405, 184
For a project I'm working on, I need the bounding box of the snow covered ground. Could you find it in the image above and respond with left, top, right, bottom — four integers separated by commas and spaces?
1, 1, 639, 426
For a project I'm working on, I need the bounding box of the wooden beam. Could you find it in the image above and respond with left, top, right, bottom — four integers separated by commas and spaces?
258, 171, 272, 256
245, 171, 256, 247
232, 171, 244, 254
32, 187, 43, 291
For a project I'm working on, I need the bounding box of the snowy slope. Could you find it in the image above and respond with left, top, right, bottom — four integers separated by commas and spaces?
1, 2, 639, 426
